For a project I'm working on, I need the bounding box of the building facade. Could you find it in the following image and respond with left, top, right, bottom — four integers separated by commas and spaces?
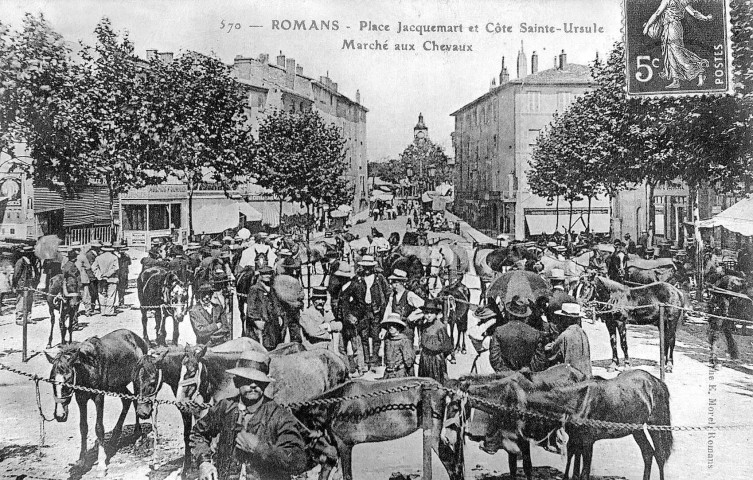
451, 46, 609, 240
233, 51, 369, 212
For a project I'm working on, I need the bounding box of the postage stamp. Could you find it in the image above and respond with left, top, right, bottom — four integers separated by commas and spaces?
623, 0, 734, 96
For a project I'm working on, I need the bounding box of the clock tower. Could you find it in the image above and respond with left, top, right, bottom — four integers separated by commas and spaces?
413, 113, 428, 141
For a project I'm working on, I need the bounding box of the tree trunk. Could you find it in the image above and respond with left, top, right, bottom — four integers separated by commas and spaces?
587, 196, 592, 233
305, 203, 312, 306
188, 181, 195, 239
692, 185, 704, 301
648, 181, 656, 249
279, 198, 284, 233
568, 200, 574, 239
107, 177, 116, 242
555, 195, 560, 233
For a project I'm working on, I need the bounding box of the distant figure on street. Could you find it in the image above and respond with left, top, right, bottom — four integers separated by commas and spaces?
380, 313, 415, 379
91, 243, 119, 316
12, 245, 37, 326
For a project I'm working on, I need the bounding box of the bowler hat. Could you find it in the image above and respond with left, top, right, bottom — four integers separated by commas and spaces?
358, 255, 377, 267
198, 283, 214, 296
505, 296, 532, 318
381, 312, 406, 328
225, 350, 275, 383
423, 298, 442, 313
312, 286, 328, 299
388, 269, 408, 282
333, 262, 355, 278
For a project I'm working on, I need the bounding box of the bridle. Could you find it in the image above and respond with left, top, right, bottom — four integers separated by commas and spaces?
141, 367, 164, 400
53, 368, 76, 404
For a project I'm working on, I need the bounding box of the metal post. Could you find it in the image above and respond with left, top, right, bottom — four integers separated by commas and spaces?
659, 305, 666, 382
22, 289, 29, 362
421, 385, 433, 480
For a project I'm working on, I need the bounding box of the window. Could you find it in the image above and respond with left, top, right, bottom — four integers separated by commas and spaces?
527, 91, 541, 112
557, 91, 572, 111
493, 102, 498, 121
528, 128, 541, 148
123, 205, 147, 231
149, 204, 170, 231
170, 204, 182, 228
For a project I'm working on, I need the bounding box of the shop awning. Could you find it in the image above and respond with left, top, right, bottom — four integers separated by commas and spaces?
525, 213, 610, 235
697, 197, 753, 236
237, 202, 262, 222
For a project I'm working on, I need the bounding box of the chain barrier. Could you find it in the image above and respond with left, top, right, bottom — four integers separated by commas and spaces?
5, 362, 753, 434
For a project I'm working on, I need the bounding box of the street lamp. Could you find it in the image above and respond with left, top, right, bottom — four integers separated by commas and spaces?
406, 167, 414, 198
428, 166, 436, 191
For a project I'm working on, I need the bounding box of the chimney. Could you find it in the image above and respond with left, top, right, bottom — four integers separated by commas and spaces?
145, 49, 158, 60
332, 82, 338, 92
158, 52, 173, 63
296, 64, 303, 76
490, 78, 497, 91
498, 56, 506, 84
276, 51, 285, 67
531, 51, 538, 74
554, 56, 558, 69
285, 57, 296, 74
516, 41, 528, 80
501, 67, 510, 84
258, 53, 269, 64
559, 49, 567, 69
356, 89, 361, 104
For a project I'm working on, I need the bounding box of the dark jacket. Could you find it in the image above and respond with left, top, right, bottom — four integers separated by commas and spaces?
247, 282, 283, 350
549, 324, 592, 378
12, 256, 36, 290
190, 395, 308, 480
382, 332, 415, 378
352, 272, 390, 318
489, 320, 543, 372
189, 303, 228, 346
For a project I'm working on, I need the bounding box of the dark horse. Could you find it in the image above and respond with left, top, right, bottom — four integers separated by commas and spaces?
45, 329, 147, 471
592, 276, 684, 372
445, 365, 587, 480
137, 267, 189, 346
46, 273, 80, 348
292, 377, 465, 480
235, 250, 269, 327
439, 278, 471, 357
132, 338, 348, 478
484, 369, 673, 480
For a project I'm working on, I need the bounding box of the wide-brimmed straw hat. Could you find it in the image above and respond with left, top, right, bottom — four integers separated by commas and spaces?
555, 302, 586, 318
226, 350, 275, 383
358, 255, 377, 267
388, 269, 408, 282
506, 297, 532, 318
549, 268, 566, 281
381, 312, 406, 328
333, 263, 355, 278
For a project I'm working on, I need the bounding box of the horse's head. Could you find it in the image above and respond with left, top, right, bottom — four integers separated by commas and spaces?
468, 374, 530, 456
132, 349, 169, 419
179, 344, 208, 402
45, 342, 88, 422
388, 232, 401, 247
255, 250, 269, 269
163, 273, 189, 322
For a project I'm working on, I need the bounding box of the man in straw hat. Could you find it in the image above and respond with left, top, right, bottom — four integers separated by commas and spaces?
300, 286, 342, 351
382, 269, 425, 347
190, 350, 309, 480
12, 244, 37, 326
547, 269, 577, 333
353, 254, 390, 369
91, 243, 119, 316
545, 303, 592, 378
330, 262, 367, 377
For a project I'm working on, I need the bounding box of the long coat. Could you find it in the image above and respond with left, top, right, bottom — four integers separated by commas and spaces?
12, 256, 36, 290
189, 395, 308, 480
246, 282, 283, 350
549, 324, 592, 378
489, 320, 543, 372
300, 304, 342, 351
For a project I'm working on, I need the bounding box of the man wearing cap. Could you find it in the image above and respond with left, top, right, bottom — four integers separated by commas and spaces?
330, 262, 367, 376
190, 351, 309, 480
12, 245, 37, 326
190, 283, 230, 346
142, 246, 170, 270
546, 303, 592, 378
300, 286, 342, 351
60, 246, 82, 332
382, 269, 425, 347
352, 254, 390, 368
246, 266, 284, 350
91, 243, 120, 316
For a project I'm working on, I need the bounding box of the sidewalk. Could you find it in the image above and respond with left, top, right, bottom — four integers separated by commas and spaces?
444, 210, 496, 245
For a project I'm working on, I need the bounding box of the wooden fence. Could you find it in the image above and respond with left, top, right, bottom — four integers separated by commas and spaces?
64, 225, 118, 245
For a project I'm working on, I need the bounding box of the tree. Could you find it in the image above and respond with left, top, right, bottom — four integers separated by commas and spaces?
249, 108, 352, 232
144, 50, 253, 237
398, 139, 452, 194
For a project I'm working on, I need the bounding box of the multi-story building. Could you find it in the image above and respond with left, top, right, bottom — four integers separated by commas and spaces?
233, 51, 369, 212
451, 45, 610, 240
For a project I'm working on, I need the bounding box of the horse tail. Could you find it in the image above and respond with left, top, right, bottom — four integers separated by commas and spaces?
649, 378, 674, 465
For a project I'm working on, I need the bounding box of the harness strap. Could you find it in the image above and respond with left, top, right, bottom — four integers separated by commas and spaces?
54, 369, 76, 403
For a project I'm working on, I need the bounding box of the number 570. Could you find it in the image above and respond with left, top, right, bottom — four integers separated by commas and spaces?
635, 56, 661, 82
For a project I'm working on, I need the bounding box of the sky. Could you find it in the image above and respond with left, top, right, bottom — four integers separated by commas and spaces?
1, 0, 623, 162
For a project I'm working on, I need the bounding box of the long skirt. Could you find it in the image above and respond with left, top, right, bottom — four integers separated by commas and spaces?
418, 351, 447, 384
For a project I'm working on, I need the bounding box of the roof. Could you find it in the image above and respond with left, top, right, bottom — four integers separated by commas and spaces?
698, 196, 753, 236
450, 63, 593, 116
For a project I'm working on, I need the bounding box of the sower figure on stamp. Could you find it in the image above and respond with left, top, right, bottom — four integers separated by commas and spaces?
352, 255, 390, 370
245, 266, 284, 350
190, 350, 309, 480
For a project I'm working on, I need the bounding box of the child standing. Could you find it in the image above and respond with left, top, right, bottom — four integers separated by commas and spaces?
417, 299, 453, 383
380, 313, 415, 379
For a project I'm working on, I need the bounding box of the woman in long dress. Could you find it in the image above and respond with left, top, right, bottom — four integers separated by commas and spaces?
643, 0, 713, 88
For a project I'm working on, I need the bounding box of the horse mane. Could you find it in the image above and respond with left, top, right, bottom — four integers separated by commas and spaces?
596, 276, 628, 292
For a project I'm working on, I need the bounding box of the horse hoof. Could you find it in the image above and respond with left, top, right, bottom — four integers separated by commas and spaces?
665, 363, 673, 373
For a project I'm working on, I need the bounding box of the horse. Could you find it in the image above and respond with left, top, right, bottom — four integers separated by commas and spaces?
606, 249, 628, 283
388, 231, 401, 248
235, 250, 269, 326
444, 365, 587, 480
45, 329, 148, 471
485, 369, 673, 480
592, 276, 684, 372
385, 253, 425, 280
136, 267, 189, 346
707, 275, 753, 365
292, 377, 465, 480
624, 257, 677, 285
132, 338, 348, 478
46, 273, 79, 348
439, 278, 471, 357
